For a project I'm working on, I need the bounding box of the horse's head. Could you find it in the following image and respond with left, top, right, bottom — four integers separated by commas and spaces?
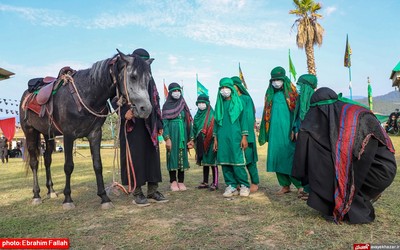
117, 50, 153, 119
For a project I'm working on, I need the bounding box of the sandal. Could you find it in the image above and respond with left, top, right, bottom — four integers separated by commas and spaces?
197, 182, 209, 189
297, 191, 307, 198
209, 183, 218, 191
276, 186, 291, 195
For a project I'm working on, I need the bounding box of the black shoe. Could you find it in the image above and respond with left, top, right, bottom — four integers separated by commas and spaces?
133, 193, 150, 207
147, 191, 169, 203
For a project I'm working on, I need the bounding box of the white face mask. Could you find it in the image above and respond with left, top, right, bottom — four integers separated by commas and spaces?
171, 91, 181, 99
220, 88, 232, 98
197, 103, 207, 110
271, 80, 283, 89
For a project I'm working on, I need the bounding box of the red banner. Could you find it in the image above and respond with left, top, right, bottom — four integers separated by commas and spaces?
0, 117, 15, 141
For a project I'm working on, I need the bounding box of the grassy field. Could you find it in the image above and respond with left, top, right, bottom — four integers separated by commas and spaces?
0, 136, 399, 250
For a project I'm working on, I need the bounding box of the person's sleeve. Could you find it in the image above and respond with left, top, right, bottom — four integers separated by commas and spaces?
240, 107, 249, 136
162, 119, 170, 140
192, 120, 198, 142
189, 120, 194, 141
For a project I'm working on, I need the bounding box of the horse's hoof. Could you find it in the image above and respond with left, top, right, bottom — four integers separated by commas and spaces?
62, 203, 75, 210
48, 192, 58, 199
101, 202, 114, 210
32, 198, 42, 205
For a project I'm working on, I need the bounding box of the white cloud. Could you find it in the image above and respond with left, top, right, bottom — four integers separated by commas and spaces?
0, 4, 79, 27
324, 6, 337, 16
168, 55, 179, 66
1, 1, 292, 49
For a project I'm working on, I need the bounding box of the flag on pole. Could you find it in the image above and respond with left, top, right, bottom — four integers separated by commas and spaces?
163, 79, 168, 99
196, 74, 209, 96
344, 34, 353, 98
367, 77, 373, 111
289, 49, 297, 81
344, 34, 352, 68
238, 63, 248, 89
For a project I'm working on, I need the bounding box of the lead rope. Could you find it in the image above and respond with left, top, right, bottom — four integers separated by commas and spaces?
106, 65, 137, 195
121, 65, 137, 193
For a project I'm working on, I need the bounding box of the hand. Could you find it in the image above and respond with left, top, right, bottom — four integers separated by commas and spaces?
291, 131, 298, 141
158, 129, 163, 136
165, 138, 172, 151
125, 109, 134, 120
240, 136, 248, 150
213, 138, 218, 152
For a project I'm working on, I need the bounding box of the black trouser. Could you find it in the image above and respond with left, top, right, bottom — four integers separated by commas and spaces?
202, 166, 218, 186
132, 182, 159, 196
169, 170, 185, 183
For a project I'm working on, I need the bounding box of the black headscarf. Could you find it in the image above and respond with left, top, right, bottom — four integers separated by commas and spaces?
131, 48, 162, 147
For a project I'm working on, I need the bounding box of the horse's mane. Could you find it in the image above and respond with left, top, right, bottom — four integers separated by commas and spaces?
88, 57, 115, 85
80, 54, 148, 86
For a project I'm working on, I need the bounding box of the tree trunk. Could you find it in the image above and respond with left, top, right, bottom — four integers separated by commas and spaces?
305, 41, 316, 75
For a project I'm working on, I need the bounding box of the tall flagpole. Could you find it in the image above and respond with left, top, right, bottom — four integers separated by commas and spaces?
288, 49, 292, 81
349, 63, 352, 100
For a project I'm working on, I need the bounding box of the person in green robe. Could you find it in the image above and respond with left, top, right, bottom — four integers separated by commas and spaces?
162, 82, 193, 191
191, 94, 218, 191
214, 77, 250, 197
258, 66, 303, 195
292, 74, 318, 200
231, 76, 259, 193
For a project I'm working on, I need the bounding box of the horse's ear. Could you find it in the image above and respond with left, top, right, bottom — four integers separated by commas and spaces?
146, 58, 154, 65
116, 49, 131, 63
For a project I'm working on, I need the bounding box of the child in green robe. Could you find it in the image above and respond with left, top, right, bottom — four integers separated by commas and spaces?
214, 77, 250, 197
258, 66, 303, 196
162, 83, 193, 191
231, 76, 259, 193
191, 94, 218, 191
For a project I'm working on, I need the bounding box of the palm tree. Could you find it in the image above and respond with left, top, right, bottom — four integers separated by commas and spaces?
289, 0, 324, 75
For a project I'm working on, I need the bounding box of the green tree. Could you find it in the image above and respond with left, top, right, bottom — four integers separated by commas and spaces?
102, 113, 119, 141
289, 0, 324, 75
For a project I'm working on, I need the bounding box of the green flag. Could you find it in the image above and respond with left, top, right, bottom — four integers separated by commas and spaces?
238, 63, 248, 89
289, 49, 297, 81
368, 77, 373, 111
344, 34, 352, 68
196, 75, 208, 96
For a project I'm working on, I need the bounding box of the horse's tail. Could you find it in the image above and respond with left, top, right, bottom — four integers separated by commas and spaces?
24, 132, 41, 176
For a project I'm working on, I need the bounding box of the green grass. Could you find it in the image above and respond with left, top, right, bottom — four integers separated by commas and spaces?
0, 137, 399, 250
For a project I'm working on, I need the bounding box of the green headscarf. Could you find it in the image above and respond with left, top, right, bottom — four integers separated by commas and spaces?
232, 75, 256, 112
194, 94, 213, 137
214, 77, 243, 126
231, 76, 249, 96
258, 66, 298, 145
294, 74, 318, 121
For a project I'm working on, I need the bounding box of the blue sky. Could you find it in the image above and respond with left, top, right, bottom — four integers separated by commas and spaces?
1, 0, 400, 117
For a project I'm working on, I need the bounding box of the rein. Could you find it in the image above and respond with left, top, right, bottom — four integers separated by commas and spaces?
68, 74, 116, 118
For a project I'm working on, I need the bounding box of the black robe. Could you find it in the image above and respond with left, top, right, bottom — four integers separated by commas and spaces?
292, 87, 397, 224
112, 78, 163, 188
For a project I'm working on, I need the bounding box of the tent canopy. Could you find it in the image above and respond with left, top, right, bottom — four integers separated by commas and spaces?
0, 67, 15, 81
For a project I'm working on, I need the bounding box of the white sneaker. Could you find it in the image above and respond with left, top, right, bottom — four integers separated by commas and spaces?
239, 185, 250, 197
223, 185, 239, 197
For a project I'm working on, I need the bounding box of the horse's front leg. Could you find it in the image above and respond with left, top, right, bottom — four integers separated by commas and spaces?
87, 128, 113, 209
27, 130, 41, 205
44, 136, 57, 198
62, 136, 75, 209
